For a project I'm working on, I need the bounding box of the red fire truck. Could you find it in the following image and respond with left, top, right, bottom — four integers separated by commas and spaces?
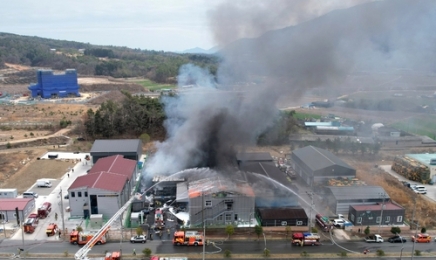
37, 202, 52, 219
315, 214, 332, 232
23, 213, 39, 234
173, 230, 204, 246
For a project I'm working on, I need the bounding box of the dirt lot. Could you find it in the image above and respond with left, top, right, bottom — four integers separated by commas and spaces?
0, 130, 52, 142
0, 151, 72, 193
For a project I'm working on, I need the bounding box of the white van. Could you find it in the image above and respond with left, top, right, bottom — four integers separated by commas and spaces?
36, 179, 52, 188
23, 191, 38, 198
414, 185, 427, 194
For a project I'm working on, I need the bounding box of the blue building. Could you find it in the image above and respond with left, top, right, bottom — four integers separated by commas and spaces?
28, 69, 80, 98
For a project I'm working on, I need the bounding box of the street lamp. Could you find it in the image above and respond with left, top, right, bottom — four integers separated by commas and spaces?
306, 192, 314, 232
411, 221, 420, 260
378, 192, 387, 234
59, 188, 66, 241
399, 233, 404, 260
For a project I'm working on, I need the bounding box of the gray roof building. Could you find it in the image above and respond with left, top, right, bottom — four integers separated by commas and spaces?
291, 146, 356, 187
90, 139, 142, 163
236, 152, 273, 164
325, 186, 390, 215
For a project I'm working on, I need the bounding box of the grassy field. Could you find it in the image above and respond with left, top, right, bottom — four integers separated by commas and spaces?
390, 115, 436, 139
293, 112, 322, 120
134, 79, 176, 91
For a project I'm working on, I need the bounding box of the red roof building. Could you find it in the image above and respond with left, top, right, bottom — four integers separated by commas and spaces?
0, 198, 35, 223
67, 155, 137, 219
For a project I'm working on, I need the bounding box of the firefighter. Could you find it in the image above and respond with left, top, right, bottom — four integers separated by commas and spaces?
55, 212, 58, 221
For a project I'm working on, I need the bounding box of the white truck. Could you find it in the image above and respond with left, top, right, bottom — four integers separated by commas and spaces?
36, 179, 52, 188
365, 234, 383, 243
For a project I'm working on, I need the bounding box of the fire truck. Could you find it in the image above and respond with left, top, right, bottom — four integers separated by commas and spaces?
46, 223, 58, 237
173, 230, 204, 246
74, 193, 143, 260
291, 232, 321, 246
37, 202, 52, 219
315, 213, 332, 232
70, 230, 107, 245
23, 213, 39, 234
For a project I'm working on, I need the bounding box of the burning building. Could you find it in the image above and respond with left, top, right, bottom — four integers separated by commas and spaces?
180, 175, 255, 227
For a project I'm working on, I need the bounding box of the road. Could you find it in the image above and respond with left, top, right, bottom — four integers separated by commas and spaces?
0, 238, 434, 258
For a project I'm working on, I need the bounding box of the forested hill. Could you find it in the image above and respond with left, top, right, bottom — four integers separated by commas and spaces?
0, 32, 219, 83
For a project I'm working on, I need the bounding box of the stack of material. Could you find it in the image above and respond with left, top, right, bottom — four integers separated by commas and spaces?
327, 177, 366, 186
391, 156, 430, 183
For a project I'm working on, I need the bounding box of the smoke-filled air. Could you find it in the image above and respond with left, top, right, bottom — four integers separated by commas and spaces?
145, 0, 436, 176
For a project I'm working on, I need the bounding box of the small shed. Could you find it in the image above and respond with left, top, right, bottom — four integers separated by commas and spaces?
256, 207, 308, 227
90, 214, 103, 229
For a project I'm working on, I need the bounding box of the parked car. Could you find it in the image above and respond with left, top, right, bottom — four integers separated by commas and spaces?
414, 185, 427, 194
411, 233, 431, 243
130, 235, 147, 243
333, 219, 345, 228
388, 235, 407, 243
64, 194, 69, 199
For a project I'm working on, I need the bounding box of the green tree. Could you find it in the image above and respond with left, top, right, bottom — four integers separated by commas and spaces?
364, 226, 370, 236
225, 225, 235, 238
285, 226, 291, 240
142, 248, 152, 257
76, 226, 83, 233
6, 142, 11, 149
254, 225, 263, 240
421, 227, 426, 234
390, 226, 401, 235
223, 249, 231, 258
139, 133, 150, 144
263, 248, 270, 257
136, 226, 143, 236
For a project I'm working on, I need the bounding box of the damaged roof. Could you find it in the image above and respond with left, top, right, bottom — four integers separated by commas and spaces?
239, 161, 289, 185
188, 177, 255, 198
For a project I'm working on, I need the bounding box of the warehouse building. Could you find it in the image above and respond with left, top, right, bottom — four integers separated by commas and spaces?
349, 201, 405, 226
324, 186, 390, 215
68, 155, 137, 218
0, 198, 35, 223
291, 146, 356, 187
90, 139, 142, 164
256, 207, 308, 227
28, 69, 80, 98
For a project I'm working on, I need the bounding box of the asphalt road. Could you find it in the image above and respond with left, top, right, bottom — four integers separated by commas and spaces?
0, 238, 433, 258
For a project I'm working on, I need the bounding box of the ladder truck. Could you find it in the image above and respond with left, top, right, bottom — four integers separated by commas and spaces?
74, 193, 142, 260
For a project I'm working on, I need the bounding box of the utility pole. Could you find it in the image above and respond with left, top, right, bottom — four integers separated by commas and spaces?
202, 192, 205, 260
306, 192, 314, 232
59, 188, 65, 241
378, 193, 387, 234
411, 221, 419, 260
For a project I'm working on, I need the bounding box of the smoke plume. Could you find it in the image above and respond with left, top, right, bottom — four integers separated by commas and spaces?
145, 0, 436, 176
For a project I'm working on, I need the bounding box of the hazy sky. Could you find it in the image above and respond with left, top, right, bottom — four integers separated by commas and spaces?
1, 0, 371, 52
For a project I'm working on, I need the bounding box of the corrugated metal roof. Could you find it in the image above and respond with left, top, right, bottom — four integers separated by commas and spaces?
351, 201, 402, 211
304, 122, 333, 127
90, 139, 141, 153
292, 146, 354, 171
88, 155, 136, 180
68, 172, 127, 192
328, 186, 389, 201
236, 152, 273, 162
258, 207, 307, 220
0, 198, 33, 210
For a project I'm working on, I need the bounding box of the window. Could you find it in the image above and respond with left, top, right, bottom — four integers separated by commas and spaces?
397, 216, 403, 222
296, 221, 303, 226
205, 200, 212, 207
350, 214, 355, 222
226, 203, 232, 210
376, 216, 381, 223
78, 192, 82, 197
385, 216, 390, 223
357, 217, 362, 224
234, 214, 238, 221
84, 192, 88, 197
225, 214, 231, 221
217, 215, 223, 221
71, 192, 75, 198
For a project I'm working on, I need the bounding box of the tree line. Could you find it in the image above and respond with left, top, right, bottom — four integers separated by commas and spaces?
0, 32, 219, 83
